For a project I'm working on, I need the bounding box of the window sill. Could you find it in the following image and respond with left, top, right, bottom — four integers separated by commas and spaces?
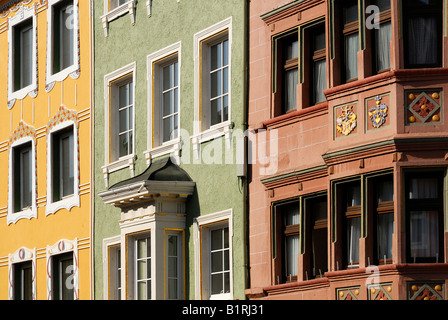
209, 292, 233, 300
45, 194, 79, 216
45, 65, 80, 92
8, 83, 38, 108
102, 154, 136, 188
101, 0, 136, 37
191, 121, 232, 161
7, 207, 37, 225
144, 138, 181, 165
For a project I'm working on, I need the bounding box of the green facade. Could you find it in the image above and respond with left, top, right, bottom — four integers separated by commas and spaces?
93, 0, 247, 300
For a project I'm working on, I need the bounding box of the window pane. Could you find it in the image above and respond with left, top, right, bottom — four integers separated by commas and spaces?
119, 109, 129, 133
60, 258, 74, 300
345, 33, 358, 81
407, 17, 438, 66
223, 40, 229, 66
163, 64, 173, 91
211, 273, 223, 295
118, 84, 129, 108
312, 59, 326, 104
409, 178, 438, 199
21, 148, 32, 209
173, 88, 178, 113
21, 26, 33, 88
168, 279, 178, 299
210, 98, 222, 126
283, 68, 298, 113
377, 179, 394, 202
61, 133, 74, 197
211, 229, 223, 251
346, 184, 361, 207
223, 95, 229, 122
137, 281, 146, 300
224, 272, 230, 293
346, 216, 361, 265
118, 133, 129, 158
377, 212, 393, 260
137, 238, 147, 259
61, 4, 74, 69
285, 235, 299, 276
223, 67, 229, 94
284, 204, 299, 225
23, 264, 33, 300
211, 70, 222, 98
211, 251, 223, 273
163, 91, 173, 117
285, 39, 298, 60
163, 117, 172, 143
211, 42, 222, 71
344, 1, 359, 24
410, 210, 439, 258
374, 22, 391, 72
372, 0, 390, 11
137, 260, 146, 279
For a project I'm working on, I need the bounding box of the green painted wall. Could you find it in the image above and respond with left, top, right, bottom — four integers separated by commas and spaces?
93, 0, 247, 299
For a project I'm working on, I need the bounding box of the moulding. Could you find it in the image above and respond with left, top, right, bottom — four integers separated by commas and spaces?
8, 247, 37, 300
100, 0, 136, 37
260, 0, 324, 25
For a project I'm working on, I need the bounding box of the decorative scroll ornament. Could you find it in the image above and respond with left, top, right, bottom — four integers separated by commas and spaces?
336, 105, 357, 136
368, 96, 388, 128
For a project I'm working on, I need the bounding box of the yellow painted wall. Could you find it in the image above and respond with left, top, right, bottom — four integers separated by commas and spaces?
0, 0, 92, 299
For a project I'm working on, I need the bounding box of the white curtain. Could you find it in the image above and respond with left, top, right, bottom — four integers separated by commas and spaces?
285, 235, 299, 277
374, 21, 391, 71
377, 213, 393, 261
347, 217, 361, 266
345, 33, 358, 81
313, 59, 326, 104
410, 210, 439, 258
407, 17, 438, 65
284, 69, 298, 112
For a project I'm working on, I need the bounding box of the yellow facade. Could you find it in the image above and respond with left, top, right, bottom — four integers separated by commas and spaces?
0, 0, 92, 299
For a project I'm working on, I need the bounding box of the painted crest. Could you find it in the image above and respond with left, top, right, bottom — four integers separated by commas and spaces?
336, 105, 357, 136
368, 96, 388, 128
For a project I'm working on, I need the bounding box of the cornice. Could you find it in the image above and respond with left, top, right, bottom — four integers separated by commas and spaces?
261, 0, 325, 25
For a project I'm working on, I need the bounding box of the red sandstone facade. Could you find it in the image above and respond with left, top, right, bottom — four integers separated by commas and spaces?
246, 0, 448, 300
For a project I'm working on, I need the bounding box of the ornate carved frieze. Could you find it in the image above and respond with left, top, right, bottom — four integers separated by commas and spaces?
406, 90, 442, 125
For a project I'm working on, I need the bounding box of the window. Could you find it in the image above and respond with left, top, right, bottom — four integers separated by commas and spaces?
274, 30, 298, 114
193, 17, 232, 142
52, 252, 74, 300
372, 175, 394, 265
166, 232, 183, 300
336, 181, 362, 268
52, 126, 74, 202
161, 61, 179, 143
403, 0, 442, 68
52, 0, 74, 74
273, 200, 300, 283
110, 0, 129, 11
13, 19, 33, 92
405, 171, 444, 263
13, 142, 32, 213
304, 195, 328, 279
341, 0, 359, 82
194, 209, 233, 300
14, 261, 32, 300
370, 0, 391, 73
107, 244, 121, 300
134, 235, 151, 300
106, 68, 135, 164
305, 23, 326, 105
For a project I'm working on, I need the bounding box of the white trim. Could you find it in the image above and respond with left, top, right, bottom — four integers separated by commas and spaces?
102, 235, 121, 300
101, 0, 136, 37
145, 41, 182, 164
45, 121, 80, 216
7, 4, 38, 106
45, 0, 80, 89
7, 136, 37, 225
193, 208, 233, 300
8, 247, 37, 300
193, 17, 232, 142
103, 62, 136, 184
46, 238, 79, 300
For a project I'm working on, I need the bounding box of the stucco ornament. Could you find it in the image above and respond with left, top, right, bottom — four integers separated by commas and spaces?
368, 96, 388, 128
336, 105, 357, 136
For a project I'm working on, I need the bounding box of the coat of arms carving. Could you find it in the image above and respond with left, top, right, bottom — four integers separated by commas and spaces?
368, 96, 388, 128
336, 105, 357, 136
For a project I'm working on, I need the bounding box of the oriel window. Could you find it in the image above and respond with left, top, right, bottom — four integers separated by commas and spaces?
370, 0, 391, 73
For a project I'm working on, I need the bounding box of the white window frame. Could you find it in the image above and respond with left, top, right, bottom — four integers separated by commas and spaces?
8, 136, 37, 225
101, 0, 136, 37
46, 121, 80, 216
8, 247, 37, 300
192, 18, 232, 153
45, 0, 80, 87
103, 235, 121, 300
145, 42, 182, 164
7, 4, 38, 105
164, 229, 184, 300
193, 208, 233, 300
102, 62, 136, 178
46, 239, 79, 300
